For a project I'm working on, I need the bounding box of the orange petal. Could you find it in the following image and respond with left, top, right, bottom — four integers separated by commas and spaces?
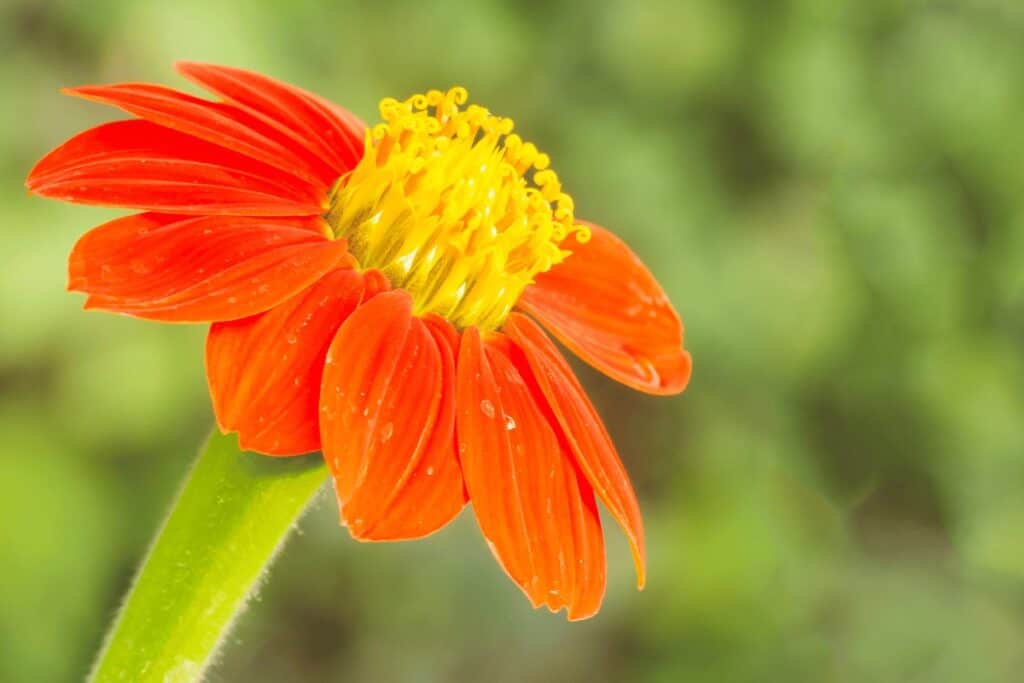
456, 327, 607, 619
175, 62, 364, 180
26, 120, 323, 215
505, 312, 646, 588
65, 83, 340, 190
319, 292, 466, 540
206, 268, 364, 456
69, 213, 349, 322
518, 222, 692, 395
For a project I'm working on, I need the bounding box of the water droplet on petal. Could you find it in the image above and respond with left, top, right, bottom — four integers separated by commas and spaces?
286, 333, 298, 345
425, 465, 435, 476
380, 421, 394, 443
504, 414, 516, 430
480, 399, 495, 418
630, 355, 660, 385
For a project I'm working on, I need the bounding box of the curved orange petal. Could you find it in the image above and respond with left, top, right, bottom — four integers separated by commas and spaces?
456, 327, 607, 619
358, 314, 468, 540
64, 83, 339, 190
206, 268, 364, 456
517, 223, 692, 395
505, 312, 646, 588
70, 213, 349, 322
319, 292, 466, 540
26, 120, 323, 215
175, 62, 364, 179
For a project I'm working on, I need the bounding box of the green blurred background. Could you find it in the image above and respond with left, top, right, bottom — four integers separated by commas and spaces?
3, 0, 1024, 681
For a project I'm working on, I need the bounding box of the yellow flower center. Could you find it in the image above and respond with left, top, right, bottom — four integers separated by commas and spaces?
325, 87, 589, 330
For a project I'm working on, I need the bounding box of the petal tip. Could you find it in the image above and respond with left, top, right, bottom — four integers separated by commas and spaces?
172, 60, 202, 74
24, 162, 49, 192
566, 607, 600, 622
653, 348, 693, 396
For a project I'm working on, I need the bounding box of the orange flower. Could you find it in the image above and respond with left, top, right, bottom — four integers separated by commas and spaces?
27, 64, 692, 619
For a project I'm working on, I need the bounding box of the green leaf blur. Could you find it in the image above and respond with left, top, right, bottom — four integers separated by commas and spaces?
2, 1, 1023, 681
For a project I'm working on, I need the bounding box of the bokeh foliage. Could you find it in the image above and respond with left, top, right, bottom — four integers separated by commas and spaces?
2, 0, 1024, 681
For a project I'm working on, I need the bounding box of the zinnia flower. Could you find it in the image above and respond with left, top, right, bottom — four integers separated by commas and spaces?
27, 63, 692, 619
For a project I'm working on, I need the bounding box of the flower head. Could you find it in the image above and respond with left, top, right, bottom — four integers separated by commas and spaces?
27, 63, 692, 619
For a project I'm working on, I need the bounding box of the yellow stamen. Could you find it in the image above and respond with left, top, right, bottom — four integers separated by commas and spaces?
325, 87, 589, 330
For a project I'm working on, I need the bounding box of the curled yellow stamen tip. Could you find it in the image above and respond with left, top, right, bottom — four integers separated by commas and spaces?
327, 87, 581, 330
572, 224, 592, 244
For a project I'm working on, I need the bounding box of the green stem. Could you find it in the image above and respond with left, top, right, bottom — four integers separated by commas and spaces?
89, 431, 328, 683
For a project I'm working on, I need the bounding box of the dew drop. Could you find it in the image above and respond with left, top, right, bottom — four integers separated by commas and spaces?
480, 399, 496, 418
630, 355, 659, 384
285, 333, 298, 345
380, 421, 394, 443
504, 414, 516, 431
425, 465, 435, 476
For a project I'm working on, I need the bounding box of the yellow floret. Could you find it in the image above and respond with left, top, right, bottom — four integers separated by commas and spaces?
326, 87, 589, 330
